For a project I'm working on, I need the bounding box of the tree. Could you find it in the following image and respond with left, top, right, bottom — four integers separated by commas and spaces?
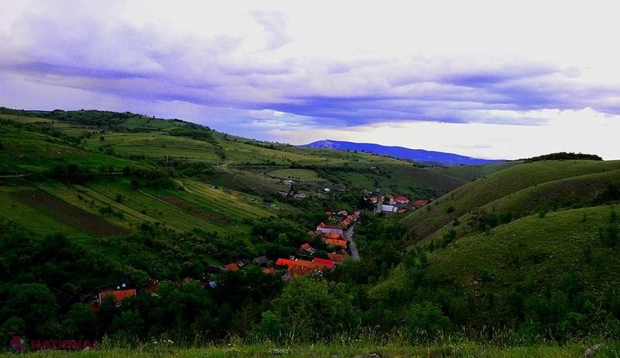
0, 283, 59, 338
403, 303, 450, 342
63, 303, 98, 339
271, 277, 358, 342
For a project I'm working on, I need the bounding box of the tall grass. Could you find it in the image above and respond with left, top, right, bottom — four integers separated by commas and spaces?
2, 336, 617, 358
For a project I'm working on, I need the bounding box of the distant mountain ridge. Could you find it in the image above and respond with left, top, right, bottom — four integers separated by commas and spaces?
300, 140, 505, 166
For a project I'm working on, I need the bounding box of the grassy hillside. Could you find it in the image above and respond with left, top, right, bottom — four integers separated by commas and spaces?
6, 106, 619, 349
372, 203, 620, 340
1, 107, 507, 290
340, 156, 620, 343
1, 109, 497, 200
400, 159, 620, 244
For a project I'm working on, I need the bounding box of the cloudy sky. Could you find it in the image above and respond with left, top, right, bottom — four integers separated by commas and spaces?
1, 1, 619, 160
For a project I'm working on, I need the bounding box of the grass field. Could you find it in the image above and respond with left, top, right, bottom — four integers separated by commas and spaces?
11, 190, 127, 237
0, 186, 87, 237
267, 168, 326, 181
427, 205, 620, 290
401, 160, 620, 245
0, 339, 614, 357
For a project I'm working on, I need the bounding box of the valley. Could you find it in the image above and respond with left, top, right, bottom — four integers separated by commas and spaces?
1, 107, 619, 356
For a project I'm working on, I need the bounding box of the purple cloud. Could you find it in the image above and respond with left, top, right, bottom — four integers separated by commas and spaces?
1, 1, 619, 135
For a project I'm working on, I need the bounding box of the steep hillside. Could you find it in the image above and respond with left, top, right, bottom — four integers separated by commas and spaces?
400, 159, 620, 244
371, 203, 620, 339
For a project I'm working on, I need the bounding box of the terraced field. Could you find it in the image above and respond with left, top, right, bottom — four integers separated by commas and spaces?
10, 190, 127, 237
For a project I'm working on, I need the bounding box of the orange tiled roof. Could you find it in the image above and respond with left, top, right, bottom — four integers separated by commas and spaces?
321, 232, 343, 240
325, 239, 347, 248
294, 259, 317, 268
328, 253, 347, 262
313, 258, 335, 269
276, 258, 298, 267
288, 265, 315, 276
99, 289, 136, 303
224, 263, 239, 271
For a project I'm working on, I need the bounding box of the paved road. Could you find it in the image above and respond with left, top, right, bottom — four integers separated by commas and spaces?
345, 223, 360, 261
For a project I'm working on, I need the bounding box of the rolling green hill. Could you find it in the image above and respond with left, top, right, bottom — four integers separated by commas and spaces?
4, 106, 619, 349
354, 156, 620, 342
0, 106, 503, 288
400, 159, 620, 245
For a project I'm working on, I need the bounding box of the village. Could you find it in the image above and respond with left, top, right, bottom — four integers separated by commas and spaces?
90, 189, 429, 310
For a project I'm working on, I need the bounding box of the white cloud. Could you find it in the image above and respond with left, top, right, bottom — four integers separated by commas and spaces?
1, 0, 620, 159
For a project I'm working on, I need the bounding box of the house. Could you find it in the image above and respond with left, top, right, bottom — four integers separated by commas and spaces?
395, 196, 410, 204
97, 288, 137, 305
276, 258, 298, 267
325, 238, 348, 248
262, 267, 276, 274
236, 259, 252, 268
253, 256, 268, 266
381, 205, 398, 214
321, 232, 344, 240
328, 252, 347, 262
313, 258, 336, 269
288, 265, 316, 277
224, 263, 240, 271
414, 199, 429, 207
316, 222, 344, 236
300, 243, 316, 255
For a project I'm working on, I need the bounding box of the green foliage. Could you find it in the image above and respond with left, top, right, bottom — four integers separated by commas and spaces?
4, 107, 620, 349
271, 277, 359, 342
0, 283, 60, 339
524, 152, 603, 162
403, 303, 450, 342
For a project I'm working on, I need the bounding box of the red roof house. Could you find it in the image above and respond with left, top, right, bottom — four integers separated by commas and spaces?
98, 288, 137, 305
414, 199, 429, 207
328, 252, 347, 262
325, 239, 348, 248
313, 258, 336, 269
224, 263, 240, 271
395, 196, 410, 204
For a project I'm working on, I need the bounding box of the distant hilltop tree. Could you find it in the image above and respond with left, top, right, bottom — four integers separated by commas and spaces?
523, 152, 603, 162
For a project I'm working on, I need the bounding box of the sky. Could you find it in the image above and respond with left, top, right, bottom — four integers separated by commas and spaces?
1, 0, 619, 160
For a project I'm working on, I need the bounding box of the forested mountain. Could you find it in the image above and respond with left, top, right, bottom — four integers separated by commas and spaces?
301, 139, 506, 165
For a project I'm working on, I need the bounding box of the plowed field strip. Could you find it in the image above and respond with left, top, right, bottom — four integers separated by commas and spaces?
11, 190, 128, 237
157, 195, 231, 225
